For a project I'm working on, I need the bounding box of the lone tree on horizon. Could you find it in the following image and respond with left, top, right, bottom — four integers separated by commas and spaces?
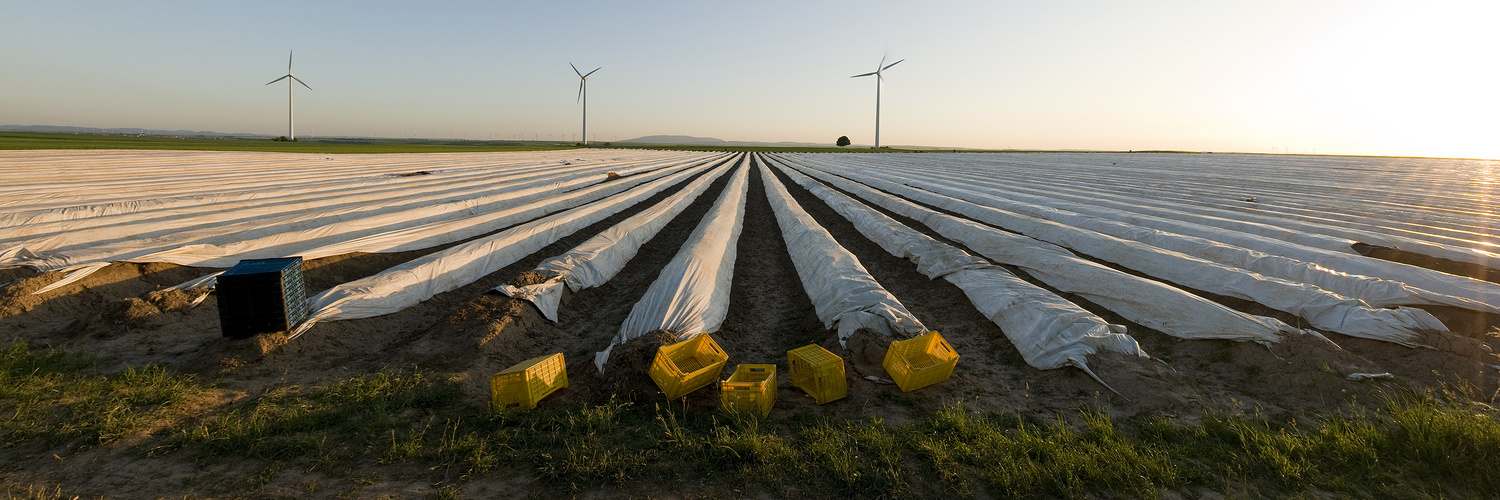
836, 136, 851, 148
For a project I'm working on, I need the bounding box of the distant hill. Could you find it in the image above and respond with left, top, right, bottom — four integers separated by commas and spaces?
621, 135, 728, 145
1, 125, 254, 136
621, 135, 832, 148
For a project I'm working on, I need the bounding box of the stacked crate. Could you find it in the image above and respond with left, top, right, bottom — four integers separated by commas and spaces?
217, 257, 307, 339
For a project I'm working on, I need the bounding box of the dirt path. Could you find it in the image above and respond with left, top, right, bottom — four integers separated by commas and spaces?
711, 156, 833, 411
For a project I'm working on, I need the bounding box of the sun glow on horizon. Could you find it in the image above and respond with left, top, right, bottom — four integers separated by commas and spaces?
1285, 1, 1499, 160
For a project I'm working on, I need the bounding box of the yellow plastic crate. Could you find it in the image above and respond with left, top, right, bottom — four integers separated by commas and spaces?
490, 353, 568, 410
649, 333, 728, 400
788, 344, 846, 404
882, 331, 958, 392
720, 364, 777, 417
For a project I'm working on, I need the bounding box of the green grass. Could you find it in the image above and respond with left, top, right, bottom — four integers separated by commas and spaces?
0, 342, 208, 448
4, 340, 1499, 498
172, 369, 461, 462
0, 132, 579, 154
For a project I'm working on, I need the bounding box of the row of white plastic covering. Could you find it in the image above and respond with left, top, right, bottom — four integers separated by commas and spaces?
762, 156, 1147, 376
774, 156, 1449, 346
10, 154, 725, 294
758, 161, 928, 345
863, 163, 1499, 316
769, 155, 1306, 345
782, 153, 1500, 310
34, 157, 716, 294
1, 151, 690, 248
920, 166, 1500, 305
814, 153, 1500, 266
593, 160, 751, 371
498, 160, 737, 322
872, 175, 1499, 314
2, 152, 718, 267
982, 155, 1500, 256
294, 156, 725, 336
0, 149, 687, 215
0, 152, 669, 260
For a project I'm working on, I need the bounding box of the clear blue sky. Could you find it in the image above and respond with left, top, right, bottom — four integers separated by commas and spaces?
3, 1, 1495, 158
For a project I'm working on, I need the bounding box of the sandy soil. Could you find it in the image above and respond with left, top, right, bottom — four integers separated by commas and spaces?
2, 153, 1499, 497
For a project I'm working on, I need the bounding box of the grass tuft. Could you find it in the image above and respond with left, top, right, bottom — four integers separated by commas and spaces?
173, 369, 461, 460
0, 341, 207, 448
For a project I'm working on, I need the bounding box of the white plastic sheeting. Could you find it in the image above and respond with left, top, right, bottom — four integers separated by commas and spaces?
14, 162, 720, 301
774, 157, 1448, 345
593, 161, 751, 372
498, 160, 736, 321
0, 150, 711, 259
1, 155, 676, 246
781, 152, 1500, 269
771, 156, 1302, 345
291, 160, 717, 335
923, 176, 1500, 308
3, 164, 683, 268
767, 159, 1147, 374
787, 153, 1500, 310
8, 156, 717, 273
288, 162, 715, 260
965, 156, 1500, 268
757, 161, 927, 346
0, 149, 692, 214
880, 178, 1500, 315
22, 160, 689, 294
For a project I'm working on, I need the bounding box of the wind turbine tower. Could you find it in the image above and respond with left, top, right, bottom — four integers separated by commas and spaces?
850, 56, 903, 149
266, 50, 312, 140
571, 63, 601, 145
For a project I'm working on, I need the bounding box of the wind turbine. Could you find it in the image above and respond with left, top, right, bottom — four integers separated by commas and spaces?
265, 50, 312, 141
571, 63, 600, 145
850, 55, 903, 149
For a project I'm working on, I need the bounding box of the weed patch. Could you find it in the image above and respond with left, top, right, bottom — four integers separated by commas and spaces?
173, 370, 461, 461
0, 342, 207, 448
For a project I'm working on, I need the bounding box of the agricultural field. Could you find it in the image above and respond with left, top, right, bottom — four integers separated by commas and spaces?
2, 148, 1499, 498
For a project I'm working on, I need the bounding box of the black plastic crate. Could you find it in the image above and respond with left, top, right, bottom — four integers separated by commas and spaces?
217, 257, 307, 339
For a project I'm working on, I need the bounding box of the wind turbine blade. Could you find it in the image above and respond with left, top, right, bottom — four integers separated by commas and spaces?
879, 54, 887, 70
570, 62, 584, 78
882, 59, 904, 71
577, 82, 584, 103
583, 67, 601, 78
850, 71, 877, 78
266, 75, 290, 85
288, 50, 293, 72
292, 75, 312, 90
